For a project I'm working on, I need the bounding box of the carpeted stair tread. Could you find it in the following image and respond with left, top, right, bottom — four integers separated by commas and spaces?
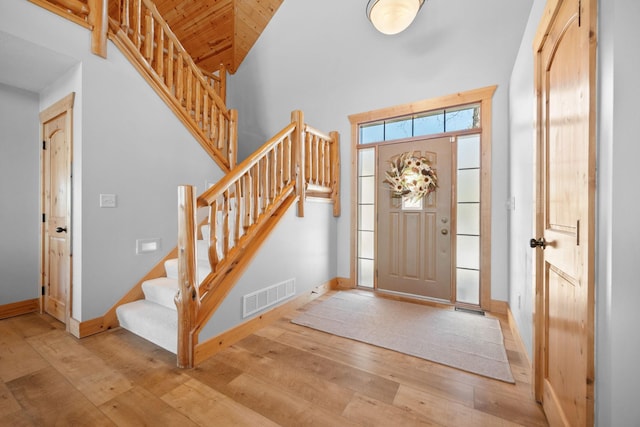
116, 300, 177, 354
141, 277, 178, 310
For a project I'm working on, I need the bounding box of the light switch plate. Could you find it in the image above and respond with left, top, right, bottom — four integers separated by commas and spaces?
100, 194, 117, 208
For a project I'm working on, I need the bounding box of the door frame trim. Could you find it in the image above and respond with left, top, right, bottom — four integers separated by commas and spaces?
40, 92, 75, 329
348, 85, 496, 311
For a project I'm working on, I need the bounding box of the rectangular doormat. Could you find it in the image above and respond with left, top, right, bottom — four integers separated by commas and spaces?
291, 292, 514, 383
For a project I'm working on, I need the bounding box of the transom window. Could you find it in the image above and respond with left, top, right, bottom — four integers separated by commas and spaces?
359, 105, 480, 144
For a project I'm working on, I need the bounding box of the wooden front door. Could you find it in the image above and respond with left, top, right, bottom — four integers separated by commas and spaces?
533, 0, 596, 425
377, 137, 452, 300
41, 94, 74, 325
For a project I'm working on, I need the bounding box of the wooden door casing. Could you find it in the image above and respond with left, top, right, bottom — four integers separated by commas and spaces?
533, 0, 596, 425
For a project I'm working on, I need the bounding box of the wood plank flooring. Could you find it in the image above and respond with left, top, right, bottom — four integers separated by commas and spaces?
0, 291, 548, 426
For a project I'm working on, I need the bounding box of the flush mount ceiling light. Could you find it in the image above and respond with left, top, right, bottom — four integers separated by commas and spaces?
366, 0, 425, 35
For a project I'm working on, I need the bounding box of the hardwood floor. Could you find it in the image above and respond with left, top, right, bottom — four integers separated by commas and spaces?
0, 291, 548, 426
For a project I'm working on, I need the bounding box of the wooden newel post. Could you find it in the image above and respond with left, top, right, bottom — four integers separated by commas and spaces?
176, 185, 199, 368
330, 131, 341, 217
291, 110, 305, 217
88, 0, 108, 58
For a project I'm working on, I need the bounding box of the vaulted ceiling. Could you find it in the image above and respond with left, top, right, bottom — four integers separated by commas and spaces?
153, 0, 283, 74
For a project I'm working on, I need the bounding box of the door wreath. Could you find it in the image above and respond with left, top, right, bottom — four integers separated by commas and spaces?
383, 151, 438, 201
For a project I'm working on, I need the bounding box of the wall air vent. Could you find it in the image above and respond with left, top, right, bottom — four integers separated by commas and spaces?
242, 278, 296, 318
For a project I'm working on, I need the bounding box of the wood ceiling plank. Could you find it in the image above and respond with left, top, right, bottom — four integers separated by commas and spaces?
111, 0, 282, 73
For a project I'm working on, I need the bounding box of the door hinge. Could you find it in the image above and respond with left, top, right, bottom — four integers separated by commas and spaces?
42, 213, 46, 223
41, 285, 45, 295
42, 140, 46, 150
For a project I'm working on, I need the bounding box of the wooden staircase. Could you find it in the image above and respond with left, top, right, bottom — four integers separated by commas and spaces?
29, 0, 341, 368
107, 0, 237, 172
114, 110, 339, 367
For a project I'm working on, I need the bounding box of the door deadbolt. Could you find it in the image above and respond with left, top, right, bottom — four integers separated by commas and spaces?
529, 237, 546, 249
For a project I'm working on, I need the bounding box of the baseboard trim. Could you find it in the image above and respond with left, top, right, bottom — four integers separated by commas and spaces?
68, 316, 108, 338
490, 299, 509, 315
194, 278, 338, 365
334, 276, 354, 289
507, 304, 532, 371
490, 299, 532, 371
0, 298, 39, 320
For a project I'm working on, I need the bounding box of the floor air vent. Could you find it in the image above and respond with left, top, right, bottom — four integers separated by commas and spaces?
455, 306, 485, 316
243, 278, 296, 318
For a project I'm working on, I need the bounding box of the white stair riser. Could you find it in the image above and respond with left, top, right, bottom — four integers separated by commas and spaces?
141, 277, 179, 310
164, 258, 211, 282
116, 300, 177, 353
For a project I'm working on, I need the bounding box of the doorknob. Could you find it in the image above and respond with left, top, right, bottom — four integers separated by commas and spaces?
529, 237, 546, 249
55, 227, 67, 233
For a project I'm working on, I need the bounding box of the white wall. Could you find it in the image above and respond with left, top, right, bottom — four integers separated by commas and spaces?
507, 0, 547, 359
201, 200, 337, 340
228, 0, 533, 302
1, 0, 224, 319
0, 84, 40, 304
597, 0, 640, 425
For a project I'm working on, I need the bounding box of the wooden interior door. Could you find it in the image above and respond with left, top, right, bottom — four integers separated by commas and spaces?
41, 94, 74, 325
533, 0, 595, 425
377, 137, 452, 300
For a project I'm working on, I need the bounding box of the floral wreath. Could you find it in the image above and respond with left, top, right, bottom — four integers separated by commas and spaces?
383, 151, 438, 201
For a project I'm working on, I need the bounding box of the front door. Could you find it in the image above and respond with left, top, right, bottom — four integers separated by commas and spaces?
41, 94, 74, 325
533, 0, 595, 425
377, 137, 452, 300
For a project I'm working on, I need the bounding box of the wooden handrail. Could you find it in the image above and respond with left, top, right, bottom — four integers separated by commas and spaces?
109, 0, 234, 171
177, 111, 339, 367
44, 0, 89, 16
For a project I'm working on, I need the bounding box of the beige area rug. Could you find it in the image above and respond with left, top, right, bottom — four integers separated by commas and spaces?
291, 292, 515, 383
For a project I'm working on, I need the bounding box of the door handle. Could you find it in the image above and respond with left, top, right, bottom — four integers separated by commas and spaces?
55, 227, 67, 233
529, 237, 546, 249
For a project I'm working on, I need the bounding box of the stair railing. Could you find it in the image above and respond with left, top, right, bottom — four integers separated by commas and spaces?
176, 110, 339, 367
108, 0, 236, 171
30, 0, 234, 170
200, 66, 227, 104
302, 125, 341, 217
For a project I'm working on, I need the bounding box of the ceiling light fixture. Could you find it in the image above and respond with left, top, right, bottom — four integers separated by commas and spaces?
366, 0, 425, 35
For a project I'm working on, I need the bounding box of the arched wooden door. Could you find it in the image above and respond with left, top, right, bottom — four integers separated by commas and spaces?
41, 93, 74, 326
533, 0, 596, 425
